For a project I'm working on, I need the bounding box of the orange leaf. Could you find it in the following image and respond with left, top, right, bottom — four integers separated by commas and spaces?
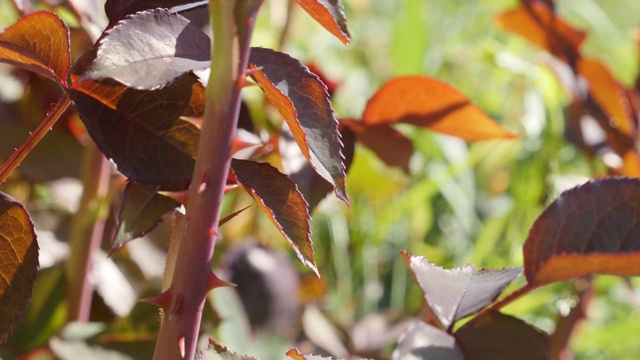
0, 192, 38, 345
524, 177, 640, 285
0, 11, 71, 86
294, 0, 351, 45
578, 58, 635, 137
362, 76, 517, 141
230, 159, 317, 276
495, 3, 585, 63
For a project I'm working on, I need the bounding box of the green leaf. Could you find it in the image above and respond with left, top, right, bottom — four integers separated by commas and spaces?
0, 192, 38, 345
230, 159, 317, 275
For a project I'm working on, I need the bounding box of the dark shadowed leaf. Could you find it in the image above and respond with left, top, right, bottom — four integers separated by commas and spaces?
0, 192, 38, 345
402, 251, 522, 329
280, 122, 355, 213
392, 322, 464, 360
67, 74, 204, 190
286, 348, 334, 360
201, 338, 258, 360
112, 182, 180, 252
454, 312, 549, 360
341, 119, 412, 173
495, 2, 585, 63
0, 11, 70, 86
249, 47, 348, 204
362, 76, 517, 141
524, 177, 640, 285
82, 9, 210, 90
230, 159, 317, 275
105, 0, 207, 24
294, 0, 351, 45
577, 58, 635, 137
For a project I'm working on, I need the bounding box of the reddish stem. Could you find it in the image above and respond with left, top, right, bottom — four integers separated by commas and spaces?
476, 282, 541, 318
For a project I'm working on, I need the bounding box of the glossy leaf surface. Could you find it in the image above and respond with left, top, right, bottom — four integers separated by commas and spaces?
495, 2, 585, 62
392, 322, 464, 360
294, 0, 351, 45
454, 312, 549, 360
0, 11, 70, 86
0, 192, 38, 345
362, 76, 517, 141
403, 252, 521, 329
230, 159, 317, 275
105, 0, 207, 23
82, 9, 210, 90
67, 74, 204, 190
112, 182, 179, 251
524, 177, 640, 285
249, 47, 348, 204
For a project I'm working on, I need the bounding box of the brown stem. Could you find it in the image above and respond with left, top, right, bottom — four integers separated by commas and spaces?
65, 141, 111, 322
0, 95, 71, 184
548, 278, 593, 360
277, 0, 297, 50
476, 283, 540, 318
152, 2, 262, 359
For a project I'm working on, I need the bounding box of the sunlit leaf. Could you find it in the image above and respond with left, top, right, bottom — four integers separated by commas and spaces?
454, 312, 549, 360
392, 322, 464, 360
286, 348, 334, 360
67, 74, 204, 190
280, 121, 355, 213
81, 9, 210, 90
104, 0, 207, 24
495, 2, 585, 63
293, 0, 351, 45
402, 251, 521, 329
362, 76, 517, 141
341, 119, 412, 173
112, 182, 179, 252
201, 338, 257, 360
577, 58, 635, 137
249, 47, 348, 204
230, 159, 317, 276
524, 177, 640, 285
0, 11, 70, 86
0, 192, 38, 345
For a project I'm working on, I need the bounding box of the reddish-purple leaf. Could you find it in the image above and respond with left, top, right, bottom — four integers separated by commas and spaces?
524, 177, 640, 285
341, 119, 413, 173
249, 47, 348, 205
0, 192, 38, 345
280, 121, 355, 213
67, 74, 204, 190
105, 0, 207, 24
294, 0, 351, 45
392, 322, 464, 360
454, 312, 549, 360
230, 159, 317, 275
362, 77, 517, 141
402, 251, 522, 329
0, 11, 70, 86
81, 9, 210, 90
112, 182, 179, 252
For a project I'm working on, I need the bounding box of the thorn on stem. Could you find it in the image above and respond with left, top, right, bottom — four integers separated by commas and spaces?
208, 227, 219, 238
178, 335, 186, 358
171, 294, 184, 317
140, 289, 173, 312
207, 271, 235, 292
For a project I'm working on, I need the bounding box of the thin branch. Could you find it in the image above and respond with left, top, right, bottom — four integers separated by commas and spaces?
0, 95, 71, 184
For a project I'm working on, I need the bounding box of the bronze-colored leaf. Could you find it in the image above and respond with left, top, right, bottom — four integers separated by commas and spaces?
249, 47, 348, 204
230, 159, 317, 275
524, 177, 640, 285
0, 192, 38, 345
362, 76, 517, 141
0, 11, 70, 86
293, 0, 351, 45
454, 312, 549, 360
67, 74, 204, 190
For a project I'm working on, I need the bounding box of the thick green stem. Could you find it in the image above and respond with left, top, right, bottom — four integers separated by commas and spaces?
65, 141, 111, 322
0, 95, 71, 184
153, 2, 262, 359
